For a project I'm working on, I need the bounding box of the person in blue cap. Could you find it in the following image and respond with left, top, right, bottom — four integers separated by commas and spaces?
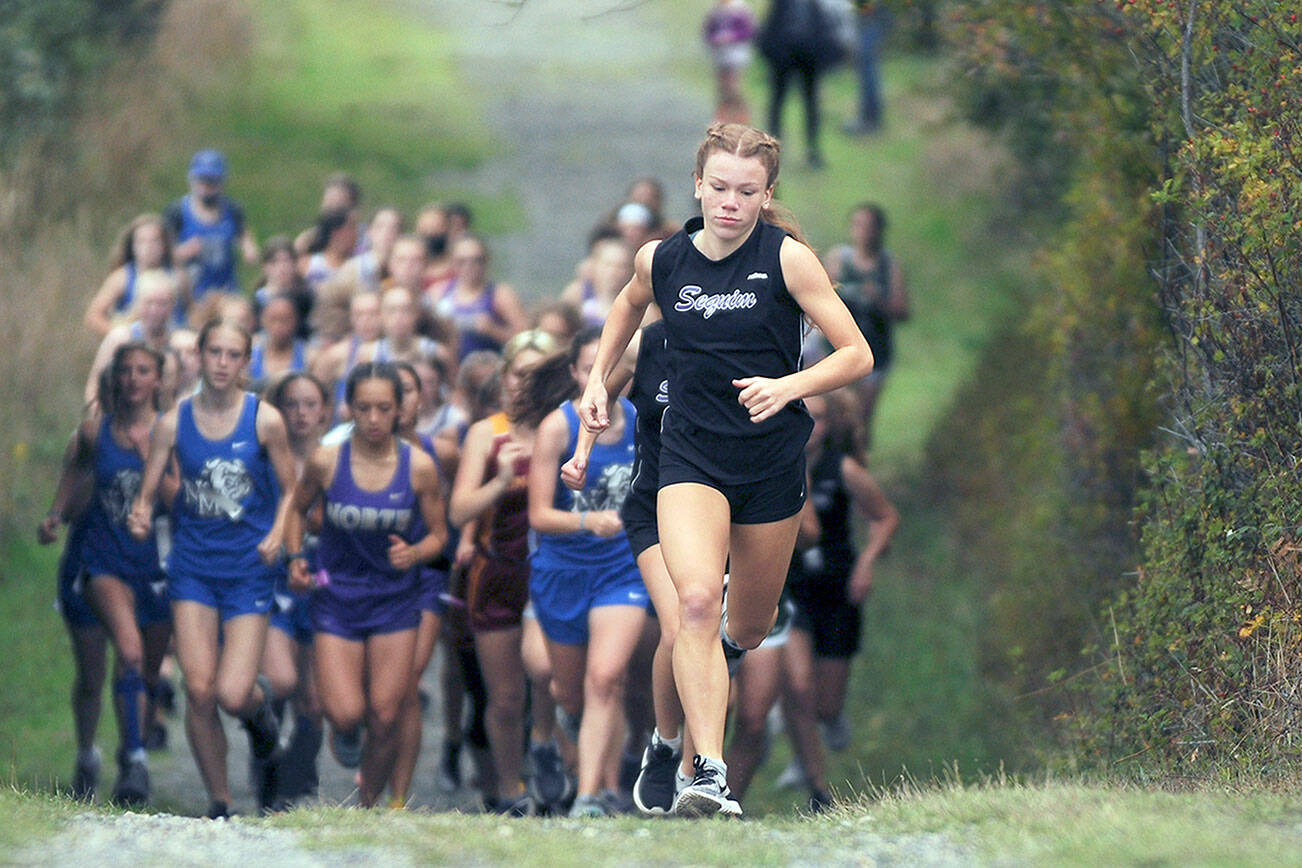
165, 149, 260, 301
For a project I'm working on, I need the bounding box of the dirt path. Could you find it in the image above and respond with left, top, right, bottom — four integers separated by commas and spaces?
415, 0, 713, 299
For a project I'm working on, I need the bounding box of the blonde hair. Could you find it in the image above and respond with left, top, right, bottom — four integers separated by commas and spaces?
502, 329, 558, 367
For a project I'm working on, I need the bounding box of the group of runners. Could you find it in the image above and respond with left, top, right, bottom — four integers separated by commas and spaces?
38, 122, 903, 820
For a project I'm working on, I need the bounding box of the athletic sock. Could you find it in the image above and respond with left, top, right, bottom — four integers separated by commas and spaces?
555, 706, 582, 744
652, 729, 682, 754
127, 747, 148, 765
77, 746, 101, 767
114, 669, 146, 754
720, 623, 744, 652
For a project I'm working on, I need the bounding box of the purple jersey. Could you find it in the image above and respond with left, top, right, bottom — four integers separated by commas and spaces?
317, 439, 420, 591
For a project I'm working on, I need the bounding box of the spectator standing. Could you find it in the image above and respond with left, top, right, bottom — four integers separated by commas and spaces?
165, 150, 259, 299
757, 0, 846, 169
703, 0, 758, 124
844, 2, 891, 135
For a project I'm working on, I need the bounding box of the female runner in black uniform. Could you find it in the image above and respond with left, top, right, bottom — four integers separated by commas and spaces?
578, 123, 872, 817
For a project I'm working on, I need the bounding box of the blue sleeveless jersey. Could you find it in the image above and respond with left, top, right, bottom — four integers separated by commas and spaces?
532, 399, 638, 571
81, 416, 164, 580
172, 194, 242, 298
116, 262, 138, 314
169, 393, 279, 580
317, 439, 420, 591
248, 339, 307, 382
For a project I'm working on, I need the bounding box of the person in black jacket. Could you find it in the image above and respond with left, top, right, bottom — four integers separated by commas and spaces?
758, 0, 845, 168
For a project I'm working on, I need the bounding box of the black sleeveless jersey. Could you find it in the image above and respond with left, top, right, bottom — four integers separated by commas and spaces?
628, 319, 669, 473
651, 216, 813, 484
789, 445, 855, 587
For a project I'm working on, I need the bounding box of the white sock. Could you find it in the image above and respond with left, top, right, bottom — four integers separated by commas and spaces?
127, 747, 148, 765
720, 622, 743, 651
698, 755, 726, 771
675, 767, 691, 793
77, 746, 100, 766
653, 728, 683, 753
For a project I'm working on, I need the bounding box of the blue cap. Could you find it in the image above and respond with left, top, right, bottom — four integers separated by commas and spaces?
188, 149, 227, 181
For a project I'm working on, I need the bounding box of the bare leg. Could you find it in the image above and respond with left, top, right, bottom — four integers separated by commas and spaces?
262, 626, 301, 702
172, 601, 227, 804
474, 626, 526, 801
815, 657, 853, 723
391, 611, 441, 803
621, 617, 658, 771
313, 633, 367, 736
724, 645, 782, 799
89, 576, 147, 755
781, 628, 829, 793
636, 545, 683, 741
68, 624, 108, 754
521, 616, 555, 745
584, 606, 645, 795
359, 629, 417, 807
658, 484, 731, 760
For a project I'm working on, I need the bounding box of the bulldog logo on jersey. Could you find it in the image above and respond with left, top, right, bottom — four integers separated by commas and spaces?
574, 463, 634, 513
184, 457, 253, 520
101, 468, 143, 525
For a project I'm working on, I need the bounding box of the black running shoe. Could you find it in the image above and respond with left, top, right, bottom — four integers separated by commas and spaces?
633, 738, 679, 815
808, 788, 832, 813
205, 800, 232, 820
720, 585, 747, 677
242, 679, 280, 762
112, 756, 150, 808
527, 740, 568, 810
436, 741, 461, 792
331, 726, 363, 769
487, 792, 536, 817
143, 721, 168, 752
672, 755, 742, 818
154, 677, 176, 716
71, 749, 101, 802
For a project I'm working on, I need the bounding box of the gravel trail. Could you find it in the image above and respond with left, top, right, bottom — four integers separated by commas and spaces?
414, 0, 713, 299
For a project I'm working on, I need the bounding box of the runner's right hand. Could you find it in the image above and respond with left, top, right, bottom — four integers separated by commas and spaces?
37, 513, 62, 545
578, 380, 610, 433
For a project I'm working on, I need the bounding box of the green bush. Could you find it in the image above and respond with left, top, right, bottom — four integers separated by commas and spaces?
942, 0, 1302, 771
0, 0, 163, 148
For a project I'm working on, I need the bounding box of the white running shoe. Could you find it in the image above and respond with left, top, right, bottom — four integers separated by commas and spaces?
671, 755, 742, 818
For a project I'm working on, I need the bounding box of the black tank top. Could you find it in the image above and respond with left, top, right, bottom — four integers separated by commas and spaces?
789, 445, 854, 586
626, 320, 669, 497
652, 216, 813, 484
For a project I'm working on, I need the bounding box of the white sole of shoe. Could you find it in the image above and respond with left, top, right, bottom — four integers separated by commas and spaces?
672, 788, 742, 819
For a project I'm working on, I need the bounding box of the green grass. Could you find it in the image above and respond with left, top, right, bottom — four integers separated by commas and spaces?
866, 778, 1302, 865
261, 779, 1302, 865
0, 536, 106, 792
7, 776, 1302, 864
161, 0, 519, 264
0, 786, 84, 852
